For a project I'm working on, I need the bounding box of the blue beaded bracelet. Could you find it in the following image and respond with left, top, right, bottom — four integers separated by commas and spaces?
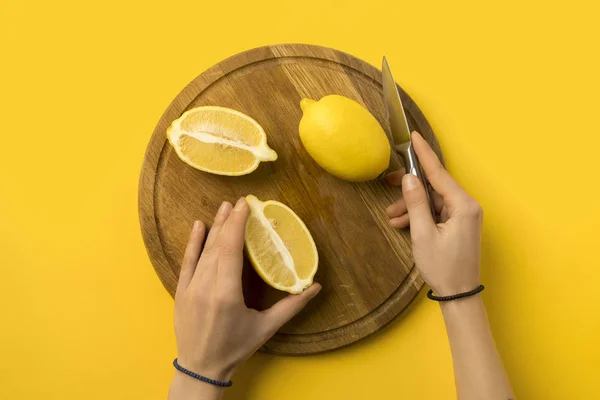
173, 358, 233, 387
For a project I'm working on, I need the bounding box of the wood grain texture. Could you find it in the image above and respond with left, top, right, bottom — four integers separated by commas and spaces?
139, 44, 444, 354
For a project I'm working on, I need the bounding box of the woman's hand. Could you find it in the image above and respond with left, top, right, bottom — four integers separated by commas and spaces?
170, 198, 321, 399
386, 132, 482, 296
386, 133, 514, 399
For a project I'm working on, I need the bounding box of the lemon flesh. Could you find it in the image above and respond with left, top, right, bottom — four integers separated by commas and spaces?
299, 95, 390, 182
245, 195, 318, 294
167, 106, 277, 176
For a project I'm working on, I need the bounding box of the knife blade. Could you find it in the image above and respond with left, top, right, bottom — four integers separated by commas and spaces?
382, 56, 436, 218
382, 57, 412, 148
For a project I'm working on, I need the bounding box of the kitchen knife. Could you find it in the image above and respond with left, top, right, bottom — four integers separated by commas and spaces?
382, 56, 436, 218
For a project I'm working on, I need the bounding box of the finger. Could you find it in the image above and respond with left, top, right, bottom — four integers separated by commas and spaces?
217, 198, 250, 286
388, 193, 443, 227
387, 188, 443, 217
385, 168, 406, 186
412, 132, 466, 201
177, 221, 206, 294
192, 202, 233, 286
431, 190, 444, 213
389, 214, 410, 229
402, 174, 436, 237
263, 283, 322, 333
422, 188, 444, 215
204, 201, 233, 251
386, 199, 407, 218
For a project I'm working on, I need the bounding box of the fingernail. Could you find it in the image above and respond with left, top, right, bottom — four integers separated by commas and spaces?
219, 201, 232, 214
234, 197, 246, 211
403, 174, 418, 190
193, 220, 203, 230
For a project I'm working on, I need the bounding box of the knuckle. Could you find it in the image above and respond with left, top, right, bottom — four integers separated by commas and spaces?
189, 291, 207, 307
409, 198, 429, 210
214, 290, 235, 308
464, 198, 483, 218
430, 165, 448, 180
219, 243, 238, 259
213, 214, 228, 227
199, 246, 216, 259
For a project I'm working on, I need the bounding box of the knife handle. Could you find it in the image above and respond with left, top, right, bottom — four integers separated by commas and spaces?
403, 143, 437, 220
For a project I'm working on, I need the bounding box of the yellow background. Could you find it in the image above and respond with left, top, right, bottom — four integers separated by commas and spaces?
1, 0, 598, 398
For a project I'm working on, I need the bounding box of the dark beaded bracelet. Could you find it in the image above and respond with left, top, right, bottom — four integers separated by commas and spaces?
173, 358, 233, 387
427, 284, 485, 301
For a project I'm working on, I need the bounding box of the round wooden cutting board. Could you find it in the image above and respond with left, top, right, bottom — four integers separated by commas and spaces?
139, 44, 443, 355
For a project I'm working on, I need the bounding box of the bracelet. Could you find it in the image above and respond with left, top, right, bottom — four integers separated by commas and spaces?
427, 285, 485, 301
173, 358, 233, 387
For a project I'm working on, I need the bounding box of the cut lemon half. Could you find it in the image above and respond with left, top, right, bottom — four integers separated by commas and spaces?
245, 195, 318, 294
167, 106, 278, 176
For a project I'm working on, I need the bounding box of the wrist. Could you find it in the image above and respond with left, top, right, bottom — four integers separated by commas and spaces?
439, 292, 484, 314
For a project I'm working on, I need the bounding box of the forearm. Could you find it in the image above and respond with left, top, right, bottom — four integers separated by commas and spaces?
441, 295, 515, 400
168, 372, 225, 400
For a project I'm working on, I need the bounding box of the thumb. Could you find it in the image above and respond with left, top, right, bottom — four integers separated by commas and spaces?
402, 174, 436, 237
263, 283, 322, 333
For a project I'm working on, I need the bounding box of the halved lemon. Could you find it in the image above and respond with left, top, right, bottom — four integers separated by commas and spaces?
245, 195, 318, 294
167, 106, 278, 176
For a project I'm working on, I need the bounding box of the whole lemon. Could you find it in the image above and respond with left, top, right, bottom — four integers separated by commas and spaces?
299, 95, 390, 182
